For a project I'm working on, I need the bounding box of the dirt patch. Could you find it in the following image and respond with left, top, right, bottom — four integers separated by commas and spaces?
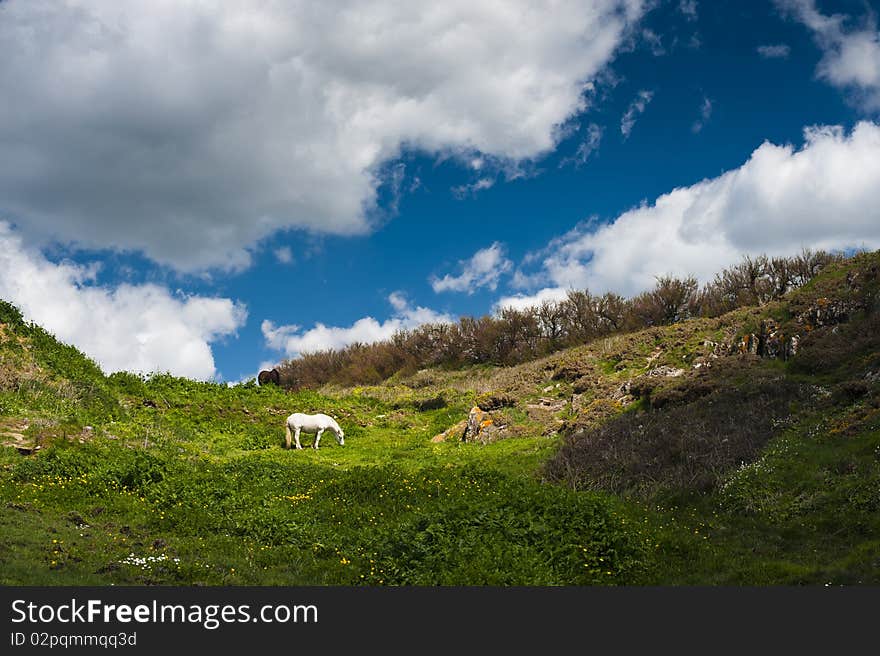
0, 419, 37, 454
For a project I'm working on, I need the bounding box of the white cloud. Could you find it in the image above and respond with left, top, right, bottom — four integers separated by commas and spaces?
560, 123, 604, 167
0, 222, 246, 380
679, 1, 698, 21
620, 90, 654, 139
0, 0, 646, 272
431, 242, 513, 294
451, 177, 496, 199
641, 29, 666, 56
262, 292, 453, 358
494, 287, 570, 312
519, 121, 880, 297
449, 154, 537, 199
691, 96, 713, 133
387, 291, 409, 312
777, 1, 880, 109
274, 247, 293, 265
757, 44, 791, 59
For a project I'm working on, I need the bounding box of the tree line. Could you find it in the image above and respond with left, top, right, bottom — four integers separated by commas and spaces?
275, 249, 843, 389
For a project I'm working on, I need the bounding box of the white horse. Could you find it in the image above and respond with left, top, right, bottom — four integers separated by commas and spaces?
285, 412, 345, 450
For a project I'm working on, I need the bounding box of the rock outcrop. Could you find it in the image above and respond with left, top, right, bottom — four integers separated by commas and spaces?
644, 365, 685, 378
430, 405, 510, 444
731, 319, 799, 360
430, 420, 467, 443
464, 405, 506, 443
797, 297, 859, 331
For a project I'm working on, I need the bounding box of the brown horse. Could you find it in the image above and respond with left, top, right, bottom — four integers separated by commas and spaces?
258, 368, 280, 386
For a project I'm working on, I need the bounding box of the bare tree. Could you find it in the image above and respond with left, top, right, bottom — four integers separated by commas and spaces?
537, 299, 567, 349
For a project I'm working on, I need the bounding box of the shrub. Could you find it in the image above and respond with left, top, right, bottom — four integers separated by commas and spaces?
0, 300, 26, 328
789, 313, 880, 377
475, 391, 515, 411
273, 250, 848, 390
412, 394, 447, 411
544, 376, 808, 497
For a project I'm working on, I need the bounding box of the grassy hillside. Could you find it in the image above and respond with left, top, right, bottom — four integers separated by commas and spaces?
1, 251, 879, 585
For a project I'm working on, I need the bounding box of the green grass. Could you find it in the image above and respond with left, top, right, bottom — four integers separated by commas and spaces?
634, 407, 880, 585
0, 364, 645, 585
0, 439, 650, 585
2, 251, 880, 585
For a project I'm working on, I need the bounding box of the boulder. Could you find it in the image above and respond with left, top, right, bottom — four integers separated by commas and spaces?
429, 407, 506, 444
734, 333, 760, 356
466, 405, 493, 442
644, 365, 685, 378
430, 420, 467, 443
464, 406, 505, 443
612, 381, 634, 404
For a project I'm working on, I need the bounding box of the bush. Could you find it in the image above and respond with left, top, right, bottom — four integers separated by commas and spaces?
412, 394, 447, 411
789, 313, 880, 377
475, 391, 515, 410
544, 376, 808, 497
273, 250, 847, 390
0, 300, 26, 328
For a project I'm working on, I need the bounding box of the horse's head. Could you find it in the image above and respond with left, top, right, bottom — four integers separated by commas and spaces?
335, 428, 345, 446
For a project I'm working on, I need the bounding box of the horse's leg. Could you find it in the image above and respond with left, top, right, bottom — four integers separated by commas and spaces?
294, 426, 303, 450
285, 423, 292, 449
314, 428, 324, 449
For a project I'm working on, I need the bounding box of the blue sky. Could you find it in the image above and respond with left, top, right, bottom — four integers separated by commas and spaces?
1, 0, 879, 382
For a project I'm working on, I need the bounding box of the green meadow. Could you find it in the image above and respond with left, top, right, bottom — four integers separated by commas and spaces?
2, 251, 879, 585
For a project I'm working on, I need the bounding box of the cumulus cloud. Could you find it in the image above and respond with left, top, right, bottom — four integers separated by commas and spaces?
0, 0, 646, 271
262, 292, 453, 357
387, 291, 409, 313
757, 43, 792, 59
494, 287, 570, 312
517, 121, 880, 297
0, 222, 246, 379
431, 242, 513, 294
620, 90, 654, 139
777, 1, 880, 109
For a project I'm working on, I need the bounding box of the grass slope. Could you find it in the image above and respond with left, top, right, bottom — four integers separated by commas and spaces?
1, 251, 879, 585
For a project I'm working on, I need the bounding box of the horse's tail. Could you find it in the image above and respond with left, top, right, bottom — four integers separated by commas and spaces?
285, 421, 292, 449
